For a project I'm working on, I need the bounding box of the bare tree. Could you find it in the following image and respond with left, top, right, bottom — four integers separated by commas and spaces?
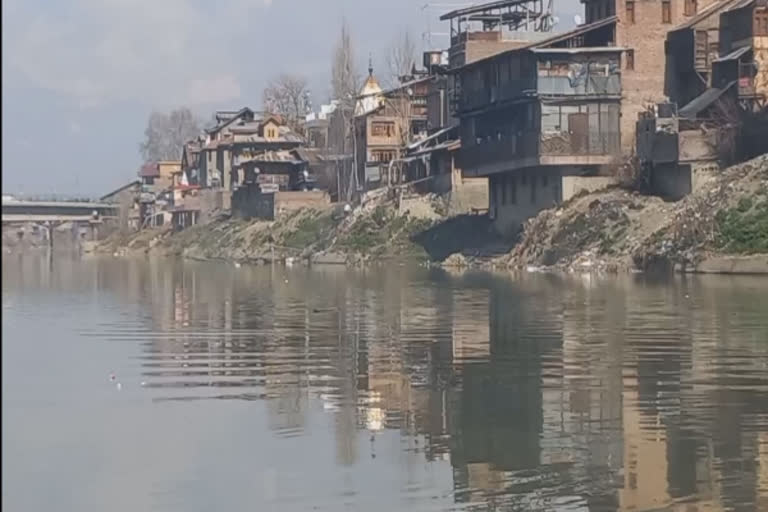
330, 19, 361, 200
262, 74, 311, 134
139, 107, 200, 162
331, 19, 360, 109
386, 30, 417, 86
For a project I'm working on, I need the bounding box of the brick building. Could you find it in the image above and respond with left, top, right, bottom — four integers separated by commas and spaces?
582, 0, 722, 152
451, 19, 623, 234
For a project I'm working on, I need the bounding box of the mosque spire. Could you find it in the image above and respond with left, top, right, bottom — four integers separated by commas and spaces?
368, 53, 373, 78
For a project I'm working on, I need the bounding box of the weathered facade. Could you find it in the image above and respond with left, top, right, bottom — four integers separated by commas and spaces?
353, 67, 432, 190
583, 0, 721, 151
713, 0, 768, 110
199, 107, 256, 189
665, 0, 742, 108
453, 19, 623, 234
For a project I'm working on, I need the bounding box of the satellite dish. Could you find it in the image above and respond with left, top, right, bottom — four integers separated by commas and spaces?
552, 16, 560, 26
574, 14, 583, 25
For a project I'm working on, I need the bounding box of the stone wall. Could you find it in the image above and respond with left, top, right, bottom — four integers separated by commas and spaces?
651, 159, 719, 201
274, 191, 330, 217
233, 188, 330, 221
561, 176, 617, 201
679, 129, 717, 162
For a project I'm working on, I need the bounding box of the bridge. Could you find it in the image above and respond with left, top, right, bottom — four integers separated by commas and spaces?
2, 200, 120, 248
2, 200, 118, 224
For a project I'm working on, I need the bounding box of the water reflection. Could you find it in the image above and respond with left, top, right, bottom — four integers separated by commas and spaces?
3, 255, 768, 511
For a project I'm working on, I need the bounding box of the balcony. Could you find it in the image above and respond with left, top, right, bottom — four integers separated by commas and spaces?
539, 131, 620, 157
460, 129, 620, 176
460, 79, 536, 113
537, 75, 621, 96
458, 132, 539, 174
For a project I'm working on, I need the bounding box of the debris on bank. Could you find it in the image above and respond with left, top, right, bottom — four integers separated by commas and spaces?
504, 153, 768, 273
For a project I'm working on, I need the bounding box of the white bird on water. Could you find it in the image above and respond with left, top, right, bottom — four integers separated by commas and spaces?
234, 262, 242, 268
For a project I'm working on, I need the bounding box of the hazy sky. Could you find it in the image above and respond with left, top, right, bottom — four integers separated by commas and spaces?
1, 0, 580, 197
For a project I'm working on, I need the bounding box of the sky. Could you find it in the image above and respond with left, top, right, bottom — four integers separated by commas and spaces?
1, 0, 581, 198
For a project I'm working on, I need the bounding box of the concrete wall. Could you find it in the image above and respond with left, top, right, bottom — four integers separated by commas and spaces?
489, 168, 561, 236
691, 161, 719, 192
232, 189, 328, 221
451, 168, 488, 214
274, 191, 330, 216
679, 129, 717, 162
651, 163, 691, 199
198, 188, 223, 223
561, 176, 617, 201
232, 186, 275, 220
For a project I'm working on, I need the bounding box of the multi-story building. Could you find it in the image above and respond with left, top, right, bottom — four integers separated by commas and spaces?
199, 107, 256, 189
353, 65, 431, 189
582, 0, 722, 151
452, 18, 623, 234
199, 109, 304, 193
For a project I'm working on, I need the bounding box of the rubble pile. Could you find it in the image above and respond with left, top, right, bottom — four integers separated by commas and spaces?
505, 153, 768, 273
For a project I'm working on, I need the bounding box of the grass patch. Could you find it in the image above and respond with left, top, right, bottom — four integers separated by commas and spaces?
715, 196, 768, 253
282, 211, 337, 250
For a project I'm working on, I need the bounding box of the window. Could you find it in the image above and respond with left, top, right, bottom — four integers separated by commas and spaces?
626, 49, 635, 70
371, 121, 395, 137
684, 0, 697, 16
662, 0, 671, 23
510, 176, 517, 204
625, 0, 635, 24
372, 150, 395, 162
144, 176, 155, 185
756, 10, 768, 36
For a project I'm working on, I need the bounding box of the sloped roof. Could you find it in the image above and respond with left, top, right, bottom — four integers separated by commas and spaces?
139, 162, 159, 177
205, 107, 255, 134
100, 180, 141, 201
714, 45, 751, 62
679, 82, 736, 118
292, 147, 325, 165
238, 150, 304, 165
356, 71, 384, 116
672, 0, 743, 30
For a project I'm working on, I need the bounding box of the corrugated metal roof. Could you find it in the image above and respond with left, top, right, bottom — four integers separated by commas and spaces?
727, 0, 755, 10
139, 162, 159, 177
673, 0, 743, 30
679, 82, 736, 118
714, 45, 751, 62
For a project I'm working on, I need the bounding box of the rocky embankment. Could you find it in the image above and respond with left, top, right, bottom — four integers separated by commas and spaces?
98, 154, 768, 274
97, 192, 501, 265
503, 153, 768, 273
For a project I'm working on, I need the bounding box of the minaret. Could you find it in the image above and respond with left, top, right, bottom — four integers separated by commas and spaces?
368, 53, 373, 78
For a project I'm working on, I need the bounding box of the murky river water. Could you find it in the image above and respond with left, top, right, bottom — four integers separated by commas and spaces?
3, 254, 768, 511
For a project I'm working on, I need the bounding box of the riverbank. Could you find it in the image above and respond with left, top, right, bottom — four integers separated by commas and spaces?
96, 154, 768, 274
503, 153, 768, 274
96, 192, 505, 265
